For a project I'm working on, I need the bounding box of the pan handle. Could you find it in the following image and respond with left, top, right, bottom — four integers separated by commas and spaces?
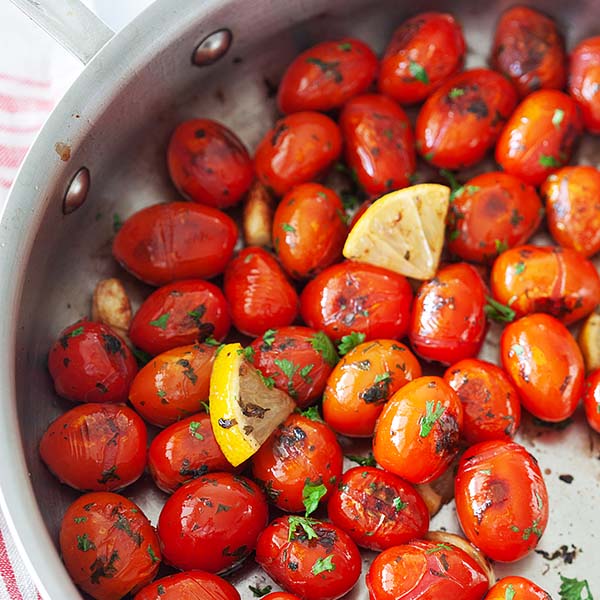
9, 0, 114, 65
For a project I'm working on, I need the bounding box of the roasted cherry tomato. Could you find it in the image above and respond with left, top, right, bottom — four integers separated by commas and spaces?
496, 90, 583, 186
224, 247, 299, 337
157, 473, 268, 573
129, 343, 216, 427
167, 119, 253, 208
366, 539, 490, 600
491, 6, 566, 98
455, 440, 549, 562
300, 261, 413, 342
262, 594, 301, 600
40, 403, 146, 492
134, 571, 240, 600
113, 202, 238, 286
255, 516, 361, 600
339, 94, 416, 195
490, 245, 600, 325
569, 36, 600, 133
379, 12, 465, 105
254, 112, 342, 197
277, 38, 378, 114
373, 376, 463, 484
447, 172, 543, 263
484, 576, 552, 600
409, 263, 487, 365
60, 492, 160, 600
583, 369, 600, 433
272, 183, 347, 279
322, 339, 421, 437
415, 68, 518, 169
541, 166, 600, 256
48, 320, 137, 404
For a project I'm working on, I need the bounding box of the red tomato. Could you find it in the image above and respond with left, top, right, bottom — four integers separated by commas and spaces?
277, 38, 378, 113
583, 369, 600, 434
48, 320, 137, 404
496, 90, 583, 186
134, 571, 240, 600
484, 576, 552, 600
40, 404, 146, 492
60, 492, 160, 600
272, 183, 347, 279
255, 516, 361, 600
455, 440, 549, 562
254, 112, 342, 196
300, 261, 413, 342
569, 36, 600, 133
409, 263, 487, 365
373, 376, 463, 484
113, 202, 238, 286
224, 247, 299, 337
157, 473, 268, 573
167, 119, 253, 208
415, 68, 518, 169
263, 594, 301, 600
129, 280, 230, 355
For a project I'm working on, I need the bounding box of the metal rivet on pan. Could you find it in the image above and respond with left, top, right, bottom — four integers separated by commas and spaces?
62, 167, 90, 215
192, 29, 232, 66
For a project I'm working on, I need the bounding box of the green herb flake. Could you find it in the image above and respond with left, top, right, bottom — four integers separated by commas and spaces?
77, 533, 95, 552
337, 331, 366, 356
149, 313, 170, 330
249, 583, 273, 597
539, 154, 560, 167
485, 295, 516, 323
346, 452, 377, 467
288, 516, 318, 541
448, 229, 460, 241
312, 554, 335, 575
69, 326, 84, 338
409, 60, 429, 84
189, 421, 204, 440
393, 497, 408, 511
511, 525, 521, 532
303, 481, 328, 516
73, 517, 87, 524
262, 329, 276, 348
300, 405, 323, 422
204, 336, 220, 346
147, 545, 160, 563
514, 261, 526, 275
466, 185, 480, 194
259, 372, 276, 389
299, 363, 314, 382
419, 400, 446, 438
274, 358, 299, 380
494, 239, 508, 253
282, 223, 296, 233
243, 346, 255, 362
425, 543, 453, 554
552, 108, 565, 128
505, 584, 516, 600
424, 151, 435, 161
131, 346, 152, 366
157, 584, 166, 596
338, 42, 352, 52
558, 575, 594, 600
217, 503, 231, 513
374, 372, 391, 384
310, 331, 339, 366
449, 87, 465, 98
113, 213, 123, 233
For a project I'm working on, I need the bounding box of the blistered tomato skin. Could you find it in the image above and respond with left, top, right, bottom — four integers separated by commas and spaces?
484, 576, 552, 600
48, 320, 137, 404
340, 94, 416, 195
583, 369, 600, 433
262, 594, 301, 600
569, 36, 600, 133
112, 202, 238, 286
415, 68, 518, 169
277, 38, 378, 114
134, 571, 241, 600
501, 313, 584, 422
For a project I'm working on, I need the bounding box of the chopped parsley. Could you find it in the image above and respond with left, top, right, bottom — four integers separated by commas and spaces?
346, 452, 377, 467
77, 533, 95, 552
558, 575, 594, 600
303, 480, 328, 516
288, 516, 318, 541
409, 60, 429, 84
552, 108, 565, 128
337, 331, 366, 356
539, 154, 560, 167
149, 313, 170, 330
312, 554, 335, 575
393, 497, 408, 511
485, 296, 516, 323
310, 331, 339, 366
262, 329, 276, 348
249, 583, 273, 597
419, 400, 446, 438
189, 421, 204, 440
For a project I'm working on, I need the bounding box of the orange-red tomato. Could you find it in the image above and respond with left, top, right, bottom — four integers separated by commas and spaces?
583, 369, 600, 433
40, 404, 146, 492
262, 594, 301, 600
490, 245, 600, 325
484, 576, 552, 600
254, 112, 342, 197
60, 492, 161, 600
373, 376, 463, 484
447, 172, 543, 263
455, 440, 549, 562
112, 202, 238, 286
500, 313, 584, 422
272, 183, 347, 279
415, 68, 518, 169
134, 571, 240, 600
379, 12, 465, 105
568, 36, 600, 133
339, 94, 416, 195
277, 38, 378, 114
496, 90, 583, 186
491, 6, 566, 98
322, 339, 422, 437
541, 165, 600, 256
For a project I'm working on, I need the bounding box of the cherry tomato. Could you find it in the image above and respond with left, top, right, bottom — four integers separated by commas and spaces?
415, 68, 518, 169
541, 166, 600, 256
255, 516, 361, 600
251, 413, 343, 512
447, 172, 543, 263
134, 571, 240, 600
409, 263, 487, 365
113, 202, 238, 286
167, 119, 253, 208
272, 183, 347, 279
300, 261, 413, 342
322, 339, 422, 437
254, 112, 342, 197
48, 320, 137, 404
129, 343, 216, 427
569, 36, 600, 133
40, 404, 146, 492
277, 38, 378, 114
379, 12, 465, 105
60, 492, 161, 600
490, 245, 600, 325
491, 6, 566, 98
484, 576, 552, 600
455, 440, 549, 562
157, 473, 268, 573
496, 90, 582, 186
339, 94, 416, 195
224, 247, 299, 337
366, 539, 490, 600
262, 594, 301, 600
583, 369, 600, 433
373, 376, 463, 484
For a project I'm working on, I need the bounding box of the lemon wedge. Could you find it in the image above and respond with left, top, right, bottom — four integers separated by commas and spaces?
343, 184, 450, 280
578, 311, 600, 372
209, 343, 296, 466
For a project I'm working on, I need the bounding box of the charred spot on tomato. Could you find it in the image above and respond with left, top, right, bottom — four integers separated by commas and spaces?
222, 544, 248, 558
360, 372, 392, 404
63, 357, 70, 368
90, 549, 119, 584
305, 57, 344, 83
271, 123, 289, 146
179, 458, 209, 480
288, 561, 299, 570
96, 382, 108, 394
101, 334, 124, 356
559, 374, 572, 393
114, 513, 143, 547
176, 359, 198, 384
434, 412, 460, 455
97, 466, 120, 485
